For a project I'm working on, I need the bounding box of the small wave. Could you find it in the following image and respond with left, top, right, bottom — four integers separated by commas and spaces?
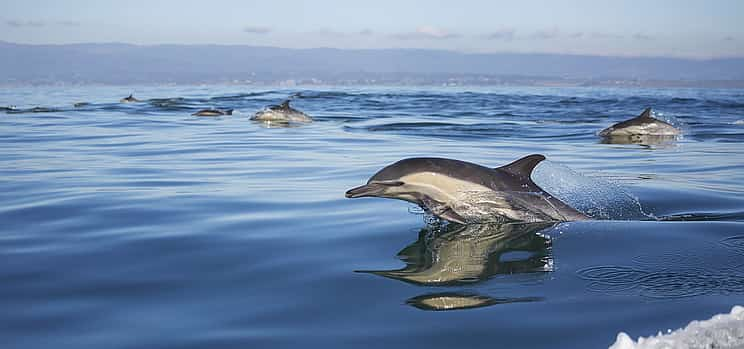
707, 99, 744, 108
670, 97, 699, 103
209, 91, 276, 101
578, 265, 744, 299
363, 122, 461, 131
720, 235, 744, 253
658, 211, 744, 222
577, 234, 744, 299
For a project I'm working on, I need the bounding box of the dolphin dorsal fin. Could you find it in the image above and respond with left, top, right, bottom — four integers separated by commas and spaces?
639, 108, 652, 119
280, 100, 290, 109
497, 154, 546, 178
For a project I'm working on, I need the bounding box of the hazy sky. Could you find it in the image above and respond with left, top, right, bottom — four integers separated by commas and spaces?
2, 0, 742, 58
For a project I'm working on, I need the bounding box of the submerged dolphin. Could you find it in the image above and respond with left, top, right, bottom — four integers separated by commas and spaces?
251, 100, 312, 123
345, 154, 588, 224
120, 94, 141, 103
6, 106, 58, 114
192, 108, 233, 116
599, 108, 679, 137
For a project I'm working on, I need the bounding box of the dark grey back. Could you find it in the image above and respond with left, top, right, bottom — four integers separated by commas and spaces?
369, 157, 544, 193
610, 108, 674, 129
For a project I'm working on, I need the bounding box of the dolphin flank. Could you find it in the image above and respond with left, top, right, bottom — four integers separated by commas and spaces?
599, 108, 680, 137
345, 155, 588, 224
251, 100, 312, 123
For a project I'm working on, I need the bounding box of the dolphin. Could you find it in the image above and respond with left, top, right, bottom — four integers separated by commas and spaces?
6, 106, 58, 114
73, 102, 90, 108
29, 107, 57, 113
599, 108, 680, 138
251, 100, 312, 123
192, 108, 233, 117
120, 94, 141, 103
345, 154, 588, 224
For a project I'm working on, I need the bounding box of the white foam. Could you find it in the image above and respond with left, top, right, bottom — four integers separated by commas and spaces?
609, 305, 744, 349
734, 120, 744, 125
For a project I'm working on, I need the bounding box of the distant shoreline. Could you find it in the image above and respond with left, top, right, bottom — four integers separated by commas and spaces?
2, 41, 743, 88
2, 78, 744, 89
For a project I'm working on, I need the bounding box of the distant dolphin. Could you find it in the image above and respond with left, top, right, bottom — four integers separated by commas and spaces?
251, 100, 312, 123
73, 102, 90, 108
599, 108, 680, 137
29, 107, 57, 113
120, 94, 141, 103
6, 106, 57, 114
346, 155, 588, 224
192, 108, 233, 116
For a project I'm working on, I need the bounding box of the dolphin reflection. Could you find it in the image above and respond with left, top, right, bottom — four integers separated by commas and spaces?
359, 222, 554, 286
407, 292, 542, 311
357, 222, 554, 311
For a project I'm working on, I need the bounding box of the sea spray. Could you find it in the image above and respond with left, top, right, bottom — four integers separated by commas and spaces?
533, 160, 651, 220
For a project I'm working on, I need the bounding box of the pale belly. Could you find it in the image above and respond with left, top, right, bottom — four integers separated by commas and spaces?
399, 172, 582, 223
251, 110, 312, 123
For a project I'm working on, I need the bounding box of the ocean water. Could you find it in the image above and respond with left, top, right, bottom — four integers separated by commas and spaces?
1, 85, 743, 348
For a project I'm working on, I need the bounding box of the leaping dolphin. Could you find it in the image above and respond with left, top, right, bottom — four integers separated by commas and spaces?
251, 100, 312, 123
599, 108, 679, 138
345, 155, 588, 224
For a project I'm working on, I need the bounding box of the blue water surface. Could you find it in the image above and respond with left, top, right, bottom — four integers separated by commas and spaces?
1, 85, 743, 348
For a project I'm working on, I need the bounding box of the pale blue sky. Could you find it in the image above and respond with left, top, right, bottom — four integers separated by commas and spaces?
2, 0, 742, 58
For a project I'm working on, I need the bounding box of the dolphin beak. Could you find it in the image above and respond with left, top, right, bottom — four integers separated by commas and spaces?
345, 183, 385, 198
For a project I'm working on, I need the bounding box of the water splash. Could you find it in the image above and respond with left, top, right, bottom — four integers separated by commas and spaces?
532, 160, 651, 220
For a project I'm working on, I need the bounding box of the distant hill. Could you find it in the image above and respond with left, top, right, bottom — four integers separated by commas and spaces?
1, 41, 743, 85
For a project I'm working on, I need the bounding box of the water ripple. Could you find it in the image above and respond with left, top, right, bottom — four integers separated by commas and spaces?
577, 233, 744, 299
